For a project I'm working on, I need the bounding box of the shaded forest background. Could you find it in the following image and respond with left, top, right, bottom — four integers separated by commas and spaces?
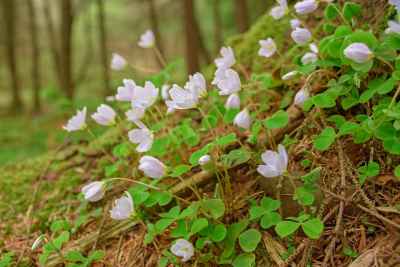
0, 0, 268, 165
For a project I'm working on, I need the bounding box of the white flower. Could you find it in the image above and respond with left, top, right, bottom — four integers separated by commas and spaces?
294, 0, 318, 15
106, 96, 116, 102
344, 43, 373, 64
91, 104, 116, 126
111, 53, 127, 71
198, 154, 211, 166
282, 71, 299, 81
31, 235, 45, 251
389, 0, 400, 11
294, 88, 310, 107
257, 144, 288, 178
215, 46, 235, 69
301, 52, 318, 65
291, 27, 312, 45
63, 107, 87, 132
116, 79, 136, 102
131, 81, 159, 109
213, 68, 241, 95
171, 239, 194, 262
139, 156, 166, 179
110, 192, 134, 220
125, 107, 145, 123
290, 19, 301, 29
185, 72, 207, 98
166, 84, 199, 110
258, 38, 277, 58
138, 29, 155, 48
128, 127, 154, 153
161, 84, 170, 100
309, 42, 319, 54
385, 20, 400, 34
234, 109, 251, 129
225, 93, 241, 109
270, 0, 288, 19
81, 181, 105, 202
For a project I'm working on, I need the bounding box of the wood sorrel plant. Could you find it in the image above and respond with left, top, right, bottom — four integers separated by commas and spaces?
55, 2, 400, 266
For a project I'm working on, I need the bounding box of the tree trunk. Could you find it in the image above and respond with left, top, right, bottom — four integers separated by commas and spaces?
148, 0, 165, 67
96, 0, 110, 97
60, 0, 74, 99
182, 0, 200, 74
2, 0, 23, 112
213, 0, 223, 54
195, 22, 212, 65
234, 0, 249, 33
43, 0, 62, 92
27, 0, 41, 113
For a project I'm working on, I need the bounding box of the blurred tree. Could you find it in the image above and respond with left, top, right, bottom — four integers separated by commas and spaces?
148, 0, 165, 67
234, 0, 249, 33
60, 0, 75, 99
213, 0, 223, 53
2, 0, 23, 112
182, 0, 200, 73
26, 0, 41, 113
96, 0, 111, 97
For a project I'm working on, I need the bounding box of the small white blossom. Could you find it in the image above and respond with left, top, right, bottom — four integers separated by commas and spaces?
161, 84, 170, 100
139, 156, 166, 179
385, 20, 400, 34
234, 108, 251, 129
291, 27, 312, 45
213, 68, 241, 95
166, 84, 199, 110
257, 144, 288, 178
282, 71, 299, 81
91, 104, 116, 126
131, 81, 159, 109
185, 72, 207, 98
389, 0, 400, 11
294, 88, 310, 107
106, 96, 116, 102
301, 52, 318, 65
270, 0, 288, 20
290, 19, 301, 29
215, 46, 235, 69
31, 235, 45, 251
111, 53, 127, 71
258, 38, 277, 58
138, 30, 155, 48
198, 154, 211, 166
116, 79, 136, 102
225, 93, 241, 109
344, 43, 373, 64
81, 181, 105, 202
63, 107, 87, 132
110, 192, 134, 220
125, 106, 145, 123
128, 127, 154, 153
171, 239, 194, 262
309, 42, 319, 54
294, 0, 318, 15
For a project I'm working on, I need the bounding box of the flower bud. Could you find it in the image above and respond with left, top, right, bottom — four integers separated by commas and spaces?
138, 30, 155, 48
63, 107, 87, 132
294, 88, 310, 107
344, 43, 373, 64
385, 20, 400, 34
110, 192, 134, 220
225, 93, 241, 109
81, 181, 105, 202
198, 155, 211, 166
139, 156, 166, 179
290, 19, 301, 29
110, 53, 127, 71
171, 239, 194, 262
91, 104, 116, 126
291, 27, 312, 45
234, 109, 251, 129
301, 52, 318, 65
282, 71, 299, 81
294, 0, 318, 15
258, 38, 277, 58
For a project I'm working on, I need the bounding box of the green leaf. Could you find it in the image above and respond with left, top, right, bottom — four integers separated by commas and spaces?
343, 2, 361, 21
275, 221, 300, 238
338, 121, 359, 136
88, 250, 105, 261
221, 148, 251, 168
377, 77, 397, 95
210, 224, 227, 242
189, 143, 213, 166
313, 127, 336, 151
112, 143, 130, 158
264, 110, 289, 129
155, 218, 175, 234
215, 133, 238, 146
395, 165, 400, 178
222, 220, 249, 259
65, 251, 86, 262
191, 218, 208, 234
294, 186, 315, 206
325, 3, 339, 20
302, 218, 324, 239
53, 231, 70, 250
202, 114, 218, 130
249, 206, 267, 220
201, 199, 225, 219
232, 253, 255, 267
171, 220, 190, 239
301, 167, 321, 184
158, 257, 169, 267
179, 202, 200, 219
238, 229, 262, 252
358, 161, 380, 185
312, 92, 337, 108
260, 212, 282, 229
261, 197, 281, 211
170, 164, 191, 177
